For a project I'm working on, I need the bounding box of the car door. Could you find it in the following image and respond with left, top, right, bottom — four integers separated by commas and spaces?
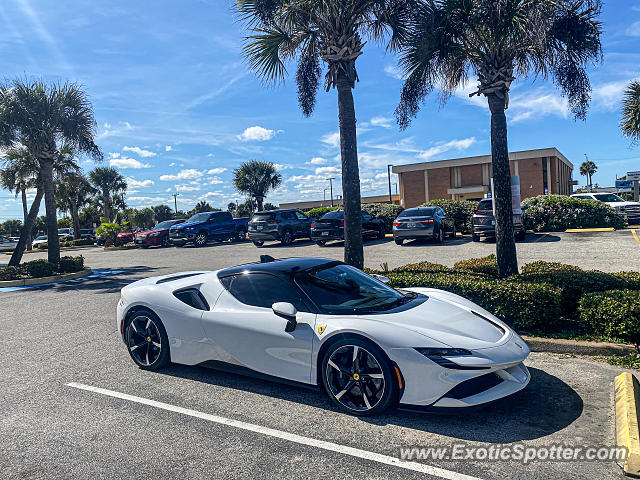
200, 273, 316, 384
206, 213, 225, 238
361, 211, 375, 237
295, 210, 310, 238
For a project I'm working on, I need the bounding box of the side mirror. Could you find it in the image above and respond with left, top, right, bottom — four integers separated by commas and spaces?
272, 302, 297, 332
371, 274, 390, 284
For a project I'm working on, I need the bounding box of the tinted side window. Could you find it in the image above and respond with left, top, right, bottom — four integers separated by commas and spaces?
221, 274, 307, 311
282, 211, 296, 220
295, 211, 308, 220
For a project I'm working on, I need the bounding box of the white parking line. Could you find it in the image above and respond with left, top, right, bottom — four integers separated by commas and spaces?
67, 382, 483, 480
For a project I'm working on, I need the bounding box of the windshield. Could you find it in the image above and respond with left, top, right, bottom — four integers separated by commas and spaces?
153, 221, 178, 230
295, 264, 415, 314
187, 213, 212, 223
593, 194, 624, 203
36, 236, 47, 240
321, 210, 344, 220
399, 208, 435, 217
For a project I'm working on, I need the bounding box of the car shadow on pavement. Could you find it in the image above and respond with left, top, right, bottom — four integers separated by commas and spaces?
156, 365, 581, 443
525, 233, 561, 243
401, 237, 472, 247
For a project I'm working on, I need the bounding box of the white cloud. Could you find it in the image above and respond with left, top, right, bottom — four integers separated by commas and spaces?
128, 196, 169, 205
207, 177, 224, 185
98, 121, 134, 140
315, 166, 341, 176
273, 163, 293, 170
418, 137, 477, 160
370, 116, 393, 129
123, 146, 156, 158
384, 64, 403, 80
237, 126, 276, 142
126, 178, 155, 188
321, 132, 340, 148
175, 184, 201, 192
627, 21, 640, 36
159, 169, 203, 181
308, 157, 327, 165
165, 145, 173, 151
592, 79, 640, 110
169, 162, 176, 167
109, 157, 150, 169
508, 91, 568, 123
207, 168, 227, 175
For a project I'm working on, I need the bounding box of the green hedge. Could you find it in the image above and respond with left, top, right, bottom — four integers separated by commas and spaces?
579, 290, 640, 347
391, 261, 451, 274
454, 255, 499, 278
421, 199, 477, 233
305, 206, 339, 219
385, 271, 563, 330
37, 238, 95, 250
0, 256, 85, 281
522, 195, 626, 232
362, 203, 405, 233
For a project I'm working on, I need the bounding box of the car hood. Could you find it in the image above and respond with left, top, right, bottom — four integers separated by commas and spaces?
170, 221, 201, 230
361, 289, 511, 350
137, 228, 168, 235
607, 201, 640, 208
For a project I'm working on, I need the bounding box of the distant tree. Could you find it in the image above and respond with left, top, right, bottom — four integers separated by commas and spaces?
235, 199, 256, 218
621, 81, 640, 146
56, 171, 94, 239
395, 0, 603, 277
194, 201, 214, 213
79, 205, 101, 229
0, 219, 23, 237
579, 160, 597, 191
263, 202, 278, 211
232, 161, 281, 211
0, 79, 102, 265
57, 218, 72, 228
152, 204, 174, 222
133, 208, 155, 228
227, 202, 237, 213
89, 167, 127, 222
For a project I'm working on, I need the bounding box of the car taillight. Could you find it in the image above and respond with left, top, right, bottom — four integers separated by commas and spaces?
420, 220, 435, 225
311, 221, 315, 228
339, 220, 344, 227
474, 210, 481, 215
393, 222, 402, 226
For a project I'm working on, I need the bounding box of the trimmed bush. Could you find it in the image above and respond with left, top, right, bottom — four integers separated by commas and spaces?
57, 256, 85, 273
454, 255, 499, 278
385, 271, 562, 330
421, 199, 477, 233
579, 290, 640, 347
392, 261, 451, 273
36, 238, 95, 250
305, 206, 339, 219
362, 203, 405, 233
522, 195, 626, 232
521, 260, 581, 274
21, 259, 56, 278
0, 266, 22, 281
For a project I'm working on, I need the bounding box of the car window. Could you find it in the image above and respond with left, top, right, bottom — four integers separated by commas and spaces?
593, 194, 624, 203
282, 211, 296, 220
251, 212, 276, 222
477, 200, 493, 211
295, 211, 308, 220
0, 236, 6, 243
221, 273, 308, 311
322, 211, 344, 220
362, 212, 372, 221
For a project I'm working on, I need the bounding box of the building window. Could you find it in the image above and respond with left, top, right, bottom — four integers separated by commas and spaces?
542, 157, 548, 194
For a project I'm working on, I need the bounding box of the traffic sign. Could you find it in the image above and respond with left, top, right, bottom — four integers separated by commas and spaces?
627, 171, 640, 182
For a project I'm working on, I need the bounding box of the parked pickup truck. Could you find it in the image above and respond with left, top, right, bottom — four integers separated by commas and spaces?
169, 211, 249, 247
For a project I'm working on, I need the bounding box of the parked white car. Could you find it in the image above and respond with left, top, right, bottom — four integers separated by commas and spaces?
31, 235, 48, 248
0, 235, 19, 252
571, 193, 640, 224
117, 257, 530, 415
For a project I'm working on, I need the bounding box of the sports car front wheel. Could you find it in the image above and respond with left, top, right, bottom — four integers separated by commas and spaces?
125, 310, 170, 370
321, 338, 398, 416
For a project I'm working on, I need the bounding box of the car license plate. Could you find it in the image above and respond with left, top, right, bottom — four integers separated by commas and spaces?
322, 231, 329, 236
256, 226, 263, 231
406, 223, 416, 228
137, 240, 142, 244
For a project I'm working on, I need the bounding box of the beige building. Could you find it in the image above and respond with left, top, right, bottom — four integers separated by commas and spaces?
392, 147, 574, 208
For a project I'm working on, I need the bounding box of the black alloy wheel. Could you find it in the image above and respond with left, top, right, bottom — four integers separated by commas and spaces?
281, 230, 293, 246
194, 232, 208, 247
125, 312, 170, 370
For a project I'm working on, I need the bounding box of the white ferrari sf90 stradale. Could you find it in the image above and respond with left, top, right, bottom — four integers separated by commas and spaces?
117, 256, 530, 415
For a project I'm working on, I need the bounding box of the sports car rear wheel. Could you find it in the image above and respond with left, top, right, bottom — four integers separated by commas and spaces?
321, 338, 397, 416
125, 310, 170, 370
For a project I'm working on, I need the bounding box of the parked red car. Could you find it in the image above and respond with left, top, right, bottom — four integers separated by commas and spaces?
135, 219, 186, 248
116, 228, 141, 245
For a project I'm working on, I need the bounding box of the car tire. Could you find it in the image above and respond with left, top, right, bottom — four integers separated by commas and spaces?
235, 228, 247, 242
449, 225, 457, 239
394, 238, 404, 246
253, 240, 264, 247
320, 337, 398, 416
516, 230, 526, 242
377, 225, 386, 239
281, 229, 293, 246
161, 236, 171, 248
436, 226, 444, 243
472, 233, 480, 242
315, 240, 326, 246
194, 231, 208, 247
124, 309, 170, 371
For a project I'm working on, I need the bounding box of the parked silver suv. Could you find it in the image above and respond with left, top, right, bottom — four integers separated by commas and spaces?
471, 199, 526, 242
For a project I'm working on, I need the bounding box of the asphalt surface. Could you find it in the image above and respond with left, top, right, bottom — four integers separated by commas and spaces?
1, 230, 638, 479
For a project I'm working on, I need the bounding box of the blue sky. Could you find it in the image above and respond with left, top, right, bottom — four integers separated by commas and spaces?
1, 0, 639, 220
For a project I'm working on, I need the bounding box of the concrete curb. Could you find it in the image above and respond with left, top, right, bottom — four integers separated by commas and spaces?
615, 373, 640, 477
522, 335, 635, 356
0, 268, 93, 288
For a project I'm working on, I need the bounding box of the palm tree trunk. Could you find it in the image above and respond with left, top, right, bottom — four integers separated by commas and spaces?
21, 188, 32, 251
9, 186, 43, 266
103, 193, 111, 222
71, 199, 81, 240
487, 94, 518, 278
40, 159, 61, 264
336, 71, 364, 269
256, 197, 264, 212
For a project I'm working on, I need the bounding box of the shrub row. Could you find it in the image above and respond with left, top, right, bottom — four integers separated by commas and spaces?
305, 206, 340, 219
362, 203, 405, 233
36, 238, 95, 250
522, 195, 626, 232
454, 254, 499, 277
0, 256, 85, 281
579, 290, 640, 347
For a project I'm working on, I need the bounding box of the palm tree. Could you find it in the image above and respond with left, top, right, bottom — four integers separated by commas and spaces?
152, 204, 175, 222
0, 146, 38, 250
232, 160, 282, 212
0, 80, 102, 264
579, 160, 597, 191
235, 0, 409, 268
56, 171, 94, 239
394, 0, 602, 277
89, 167, 127, 222
621, 81, 640, 145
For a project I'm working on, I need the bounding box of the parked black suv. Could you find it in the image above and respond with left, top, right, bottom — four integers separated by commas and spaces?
471, 198, 526, 242
248, 209, 313, 246
311, 210, 386, 246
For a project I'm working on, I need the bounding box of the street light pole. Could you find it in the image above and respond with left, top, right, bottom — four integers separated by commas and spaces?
387, 165, 393, 204
172, 193, 180, 214
328, 177, 335, 207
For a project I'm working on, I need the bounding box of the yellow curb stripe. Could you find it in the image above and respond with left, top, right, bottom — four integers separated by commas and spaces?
632, 230, 640, 244
615, 372, 640, 476
565, 227, 615, 232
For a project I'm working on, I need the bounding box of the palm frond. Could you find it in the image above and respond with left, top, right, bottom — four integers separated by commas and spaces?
621, 81, 640, 145
243, 26, 299, 83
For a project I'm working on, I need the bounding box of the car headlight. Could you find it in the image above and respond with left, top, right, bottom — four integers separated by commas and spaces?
415, 348, 484, 370
149, 232, 160, 237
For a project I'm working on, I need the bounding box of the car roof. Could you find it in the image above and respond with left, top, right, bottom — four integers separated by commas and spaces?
218, 257, 340, 277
